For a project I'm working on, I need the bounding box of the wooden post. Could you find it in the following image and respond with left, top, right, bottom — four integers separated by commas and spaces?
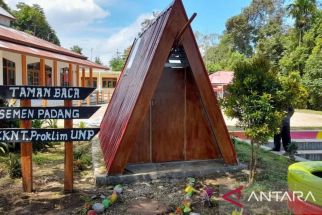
90, 67, 93, 87
20, 54, 33, 192
64, 63, 73, 192
81, 68, 85, 87
87, 67, 93, 105
81, 68, 86, 106
53, 60, 58, 86
40, 58, 47, 106
76, 65, 81, 106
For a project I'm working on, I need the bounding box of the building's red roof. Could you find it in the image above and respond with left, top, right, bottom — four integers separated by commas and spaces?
0, 40, 108, 70
0, 25, 86, 59
209, 71, 234, 85
0, 25, 109, 70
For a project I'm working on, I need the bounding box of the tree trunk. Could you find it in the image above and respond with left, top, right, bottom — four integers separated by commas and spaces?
248, 139, 260, 185
248, 139, 255, 185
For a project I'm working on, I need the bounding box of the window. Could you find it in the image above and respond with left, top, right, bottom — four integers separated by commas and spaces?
3, 58, 15, 85
93, 78, 97, 88
28, 63, 39, 85
102, 78, 117, 88
81, 77, 98, 88
27, 63, 52, 86
60, 67, 69, 86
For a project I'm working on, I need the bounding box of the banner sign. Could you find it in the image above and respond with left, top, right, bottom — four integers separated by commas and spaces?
0, 86, 95, 100
0, 106, 100, 120
0, 128, 100, 143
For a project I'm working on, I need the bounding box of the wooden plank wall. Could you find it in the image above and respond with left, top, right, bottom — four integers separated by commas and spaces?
128, 67, 221, 164
152, 68, 185, 162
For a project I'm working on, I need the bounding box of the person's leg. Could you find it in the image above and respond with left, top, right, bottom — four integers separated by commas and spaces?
273, 133, 281, 151
282, 126, 291, 152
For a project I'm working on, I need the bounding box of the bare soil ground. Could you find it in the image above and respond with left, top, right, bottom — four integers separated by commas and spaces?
0, 142, 293, 215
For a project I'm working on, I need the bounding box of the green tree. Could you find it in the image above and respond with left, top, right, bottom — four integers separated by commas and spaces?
94, 57, 103, 65
195, 31, 218, 55
109, 46, 132, 71
256, 21, 285, 69
278, 71, 308, 108
303, 38, 322, 110
225, 15, 254, 56
109, 49, 125, 71
109, 56, 124, 71
287, 0, 317, 44
225, 0, 285, 57
279, 29, 308, 74
203, 34, 248, 73
70, 45, 83, 54
0, 0, 11, 13
222, 56, 285, 184
204, 0, 285, 73
12, 3, 60, 45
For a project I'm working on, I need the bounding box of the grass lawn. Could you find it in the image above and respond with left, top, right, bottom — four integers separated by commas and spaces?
222, 139, 295, 214
296, 109, 322, 115
33, 149, 64, 165
234, 139, 294, 193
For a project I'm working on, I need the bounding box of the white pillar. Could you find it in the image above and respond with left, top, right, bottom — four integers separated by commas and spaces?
98, 69, 102, 91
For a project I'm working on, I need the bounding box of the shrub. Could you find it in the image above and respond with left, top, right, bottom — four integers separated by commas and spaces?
6, 153, 21, 178
31, 119, 54, 152
74, 143, 92, 171
0, 142, 8, 155
0, 97, 20, 153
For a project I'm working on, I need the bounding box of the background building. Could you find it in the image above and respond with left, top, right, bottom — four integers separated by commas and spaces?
209, 71, 234, 99
0, 7, 120, 106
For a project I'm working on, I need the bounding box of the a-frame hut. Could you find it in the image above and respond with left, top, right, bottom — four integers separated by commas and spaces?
99, 0, 238, 175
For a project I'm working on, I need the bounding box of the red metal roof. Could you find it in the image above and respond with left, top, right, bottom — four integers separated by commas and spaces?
99, 4, 173, 173
99, 0, 237, 174
0, 40, 108, 69
209, 71, 234, 85
0, 25, 86, 59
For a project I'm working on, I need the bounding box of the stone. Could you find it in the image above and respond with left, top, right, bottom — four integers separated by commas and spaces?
92, 203, 104, 214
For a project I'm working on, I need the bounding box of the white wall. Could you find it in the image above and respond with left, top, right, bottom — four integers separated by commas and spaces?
0, 50, 111, 90
2, 50, 22, 85
57, 61, 68, 86
0, 17, 10, 27
26, 56, 39, 65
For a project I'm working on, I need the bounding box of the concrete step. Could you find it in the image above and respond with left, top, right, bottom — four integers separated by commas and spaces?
265, 139, 322, 150
294, 150, 322, 161
296, 150, 322, 154
296, 153, 322, 161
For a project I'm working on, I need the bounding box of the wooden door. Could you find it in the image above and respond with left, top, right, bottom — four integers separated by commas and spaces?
151, 68, 185, 162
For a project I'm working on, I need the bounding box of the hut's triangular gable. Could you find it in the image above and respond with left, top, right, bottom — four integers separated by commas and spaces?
99, 0, 237, 174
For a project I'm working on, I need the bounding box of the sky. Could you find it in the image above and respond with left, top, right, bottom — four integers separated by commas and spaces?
4, 0, 251, 65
